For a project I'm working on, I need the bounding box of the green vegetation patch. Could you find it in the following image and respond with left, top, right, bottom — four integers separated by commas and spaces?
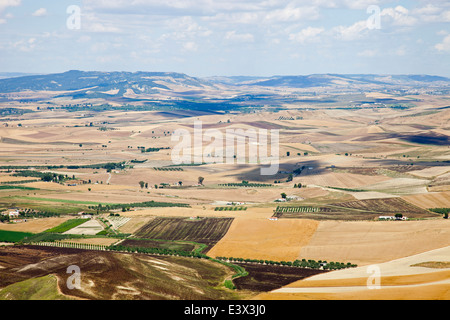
44, 218, 90, 234
0, 230, 34, 243
16, 196, 104, 205
0, 275, 72, 300
88, 200, 190, 212
0, 185, 39, 190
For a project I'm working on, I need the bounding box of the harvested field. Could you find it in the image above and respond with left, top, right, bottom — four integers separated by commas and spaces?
402, 192, 450, 209
134, 217, 234, 249
362, 177, 430, 195
260, 246, 450, 300
62, 219, 103, 235
297, 171, 391, 189
207, 219, 319, 262
408, 166, 449, 178
270, 197, 435, 220
115, 216, 153, 234
0, 217, 71, 233
329, 197, 434, 217
299, 220, 450, 266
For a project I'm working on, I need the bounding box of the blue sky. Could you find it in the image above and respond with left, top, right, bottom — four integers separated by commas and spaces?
0, 0, 449, 77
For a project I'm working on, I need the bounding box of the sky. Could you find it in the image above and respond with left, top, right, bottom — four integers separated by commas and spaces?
0, 0, 449, 77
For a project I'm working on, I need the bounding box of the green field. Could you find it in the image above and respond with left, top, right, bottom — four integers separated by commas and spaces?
0, 230, 34, 243
44, 219, 90, 234
0, 185, 39, 190
0, 275, 72, 300
16, 196, 104, 205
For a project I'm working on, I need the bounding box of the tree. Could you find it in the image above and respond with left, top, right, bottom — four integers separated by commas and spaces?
281, 193, 287, 199
198, 176, 204, 185
139, 181, 145, 189
178, 181, 183, 186
41, 172, 54, 182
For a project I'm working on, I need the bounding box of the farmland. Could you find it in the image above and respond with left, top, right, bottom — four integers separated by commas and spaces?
232, 263, 327, 292
329, 198, 435, 217
270, 197, 437, 220
134, 217, 234, 250
0, 70, 449, 301
0, 245, 241, 300
44, 218, 90, 234
0, 230, 33, 243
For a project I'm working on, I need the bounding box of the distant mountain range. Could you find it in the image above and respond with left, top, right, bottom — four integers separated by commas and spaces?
0, 70, 213, 94
0, 71, 449, 110
0, 70, 449, 93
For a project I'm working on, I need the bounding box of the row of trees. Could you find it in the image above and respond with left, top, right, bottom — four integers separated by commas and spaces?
219, 181, 272, 187
138, 146, 170, 153
216, 257, 357, 270
138, 177, 204, 189
429, 208, 449, 219
106, 244, 208, 259
153, 167, 184, 171
214, 206, 247, 211
87, 200, 190, 212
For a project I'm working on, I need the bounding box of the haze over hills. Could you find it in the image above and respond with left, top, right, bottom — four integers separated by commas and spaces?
1, 70, 449, 93
1, 70, 449, 112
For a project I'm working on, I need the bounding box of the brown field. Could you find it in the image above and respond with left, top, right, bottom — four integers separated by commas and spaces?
329, 197, 434, 217
134, 216, 234, 249
257, 245, 450, 300
299, 220, 450, 266
0, 217, 71, 233
207, 219, 319, 261
401, 191, 450, 209
233, 263, 327, 292
297, 171, 391, 189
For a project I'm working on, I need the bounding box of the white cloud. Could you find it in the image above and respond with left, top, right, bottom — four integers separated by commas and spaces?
224, 30, 254, 43
357, 49, 377, 57
182, 41, 198, 52
289, 26, 324, 43
333, 20, 367, 41
82, 12, 122, 33
0, 0, 21, 13
12, 37, 36, 52
435, 34, 450, 53
413, 4, 450, 23
0, 0, 20, 24
263, 4, 320, 23
32, 8, 47, 17
381, 6, 417, 27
